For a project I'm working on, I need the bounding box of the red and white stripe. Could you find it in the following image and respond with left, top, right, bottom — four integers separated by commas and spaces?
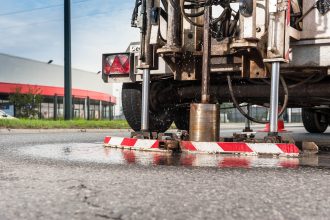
104, 136, 161, 151
180, 141, 299, 157
104, 136, 300, 156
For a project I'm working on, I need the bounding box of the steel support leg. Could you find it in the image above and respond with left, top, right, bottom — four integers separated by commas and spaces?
141, 69, 150, 131
201, 5, 211, 104
269, 62, 280, 134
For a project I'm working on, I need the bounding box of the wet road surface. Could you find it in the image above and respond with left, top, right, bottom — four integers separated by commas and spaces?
1, 128, 330, 219
16, 142, 330, 169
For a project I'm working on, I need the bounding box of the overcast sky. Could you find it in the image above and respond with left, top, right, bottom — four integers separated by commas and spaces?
0, 0, 140, 73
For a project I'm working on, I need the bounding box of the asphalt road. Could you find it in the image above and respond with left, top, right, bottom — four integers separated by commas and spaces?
1, 127, 330, 220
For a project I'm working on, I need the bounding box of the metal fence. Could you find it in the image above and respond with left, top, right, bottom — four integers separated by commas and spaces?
220, 104, 302, 123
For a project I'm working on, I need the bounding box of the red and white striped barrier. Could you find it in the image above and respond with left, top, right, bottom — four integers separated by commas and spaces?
181, 141, 299, 157
104, 136, 300, 156
104, 136, 162, 151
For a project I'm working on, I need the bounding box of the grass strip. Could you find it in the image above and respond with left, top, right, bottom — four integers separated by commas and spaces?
0, 119, 130, 129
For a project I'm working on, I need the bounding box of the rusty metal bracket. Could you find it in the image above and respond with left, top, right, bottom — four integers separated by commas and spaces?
242, 49, 268, 78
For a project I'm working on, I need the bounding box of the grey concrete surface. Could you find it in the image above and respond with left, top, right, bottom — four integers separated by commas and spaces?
1, 129, 330, 220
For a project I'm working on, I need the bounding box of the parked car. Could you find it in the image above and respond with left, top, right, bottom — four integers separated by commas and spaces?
0, 110, 16, 119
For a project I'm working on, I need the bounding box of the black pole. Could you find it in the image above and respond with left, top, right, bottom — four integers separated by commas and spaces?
72, 96, 75, 118
86, 96, 90, 120
64, 0, 72, 120
39, 102, 42, 119
54, 94, 58, 120
108, 102, 112, 120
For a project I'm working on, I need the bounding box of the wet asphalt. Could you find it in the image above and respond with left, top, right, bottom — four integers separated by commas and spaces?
1, 128, 330, 220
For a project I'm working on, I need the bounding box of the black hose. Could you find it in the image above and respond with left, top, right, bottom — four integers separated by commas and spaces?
211, 6, 233, 40
168, 0, 182, 13
169, 0, 176, 8
288, 74, 316, 89
161, 0, 168, 11
286, 73, 326, 84
158, 8, 168, 43
227, 75, 289, 124
131, 0, 142, 27
249, 73, 324, 89
221, 104, 249, 110
185, 9, 205, 17
139, 0, 147, 61
181, 0, 239, 39
180, 0, 204, 27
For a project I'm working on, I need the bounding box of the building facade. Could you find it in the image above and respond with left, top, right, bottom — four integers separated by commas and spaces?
0, 53, 116, 119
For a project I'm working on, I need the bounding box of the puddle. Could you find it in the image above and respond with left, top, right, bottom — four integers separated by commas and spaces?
18, 143, 330, 169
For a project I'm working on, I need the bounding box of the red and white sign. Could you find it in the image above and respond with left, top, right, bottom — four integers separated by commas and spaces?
104, 54, 130, 75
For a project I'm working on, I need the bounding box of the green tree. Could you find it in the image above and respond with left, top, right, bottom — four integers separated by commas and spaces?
9, 87, 43, 118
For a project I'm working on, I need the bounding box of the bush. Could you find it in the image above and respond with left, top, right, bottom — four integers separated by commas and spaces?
9, 87, 43, 118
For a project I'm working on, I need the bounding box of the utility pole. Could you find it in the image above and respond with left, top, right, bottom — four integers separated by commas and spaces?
64, 0, 72, 120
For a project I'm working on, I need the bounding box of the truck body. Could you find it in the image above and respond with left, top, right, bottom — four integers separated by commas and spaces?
102, 0, 330, 134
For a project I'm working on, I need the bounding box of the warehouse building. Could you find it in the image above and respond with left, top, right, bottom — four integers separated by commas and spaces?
0, 53, 116, 119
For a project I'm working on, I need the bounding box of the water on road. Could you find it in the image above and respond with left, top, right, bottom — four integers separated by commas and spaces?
19, 143, 330, 169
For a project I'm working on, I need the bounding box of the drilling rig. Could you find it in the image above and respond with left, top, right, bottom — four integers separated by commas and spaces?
102, 0, 330, 143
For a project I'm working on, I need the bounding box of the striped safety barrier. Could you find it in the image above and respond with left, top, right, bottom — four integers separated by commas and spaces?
104, 136, 300, 156
104, 136, 162, 151
181, 141, 299, 157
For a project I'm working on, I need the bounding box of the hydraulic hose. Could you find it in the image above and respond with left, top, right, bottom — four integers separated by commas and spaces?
227, 75, 289, 124
161, 0, 168, 11
180, 0, 204, 27
260, 73, 325, 89
180, 0, 239, 40
131, 0, 142, 27
288, 74, 317, 89
159, 8, 168, 43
